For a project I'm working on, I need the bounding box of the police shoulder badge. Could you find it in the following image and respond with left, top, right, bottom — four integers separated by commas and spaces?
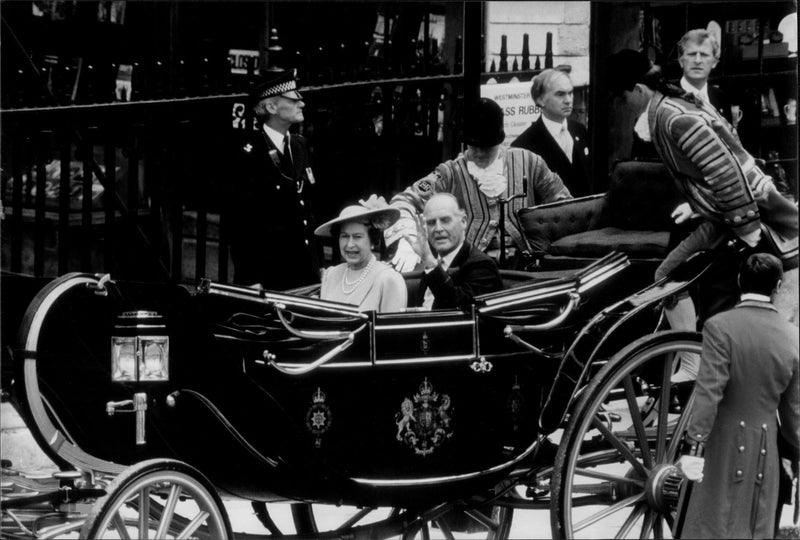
395, 378, 453, 456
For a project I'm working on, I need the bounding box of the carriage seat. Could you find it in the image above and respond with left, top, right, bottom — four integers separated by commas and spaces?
517, 160, 685, 270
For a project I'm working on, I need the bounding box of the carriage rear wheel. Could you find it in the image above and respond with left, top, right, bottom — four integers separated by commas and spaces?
550, 331, 701, 539
81, 458, 232, 539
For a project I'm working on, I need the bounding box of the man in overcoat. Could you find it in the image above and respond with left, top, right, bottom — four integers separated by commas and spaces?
225, 70, 321, 290
511, 69, 591, 196
677, 252, 799, 538
386, 98, 571, 272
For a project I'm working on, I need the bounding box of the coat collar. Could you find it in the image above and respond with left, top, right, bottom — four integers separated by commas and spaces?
736, 299, 778, 312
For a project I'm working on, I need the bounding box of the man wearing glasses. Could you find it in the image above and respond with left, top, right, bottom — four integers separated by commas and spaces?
226, 70, 322, 290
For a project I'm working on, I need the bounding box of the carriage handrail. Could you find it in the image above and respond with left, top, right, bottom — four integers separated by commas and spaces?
272, 302, 363, 340
504, 291, 581, 333
477, 252, 628, 315
262, 324, 367, 375
201, 280, 369, 320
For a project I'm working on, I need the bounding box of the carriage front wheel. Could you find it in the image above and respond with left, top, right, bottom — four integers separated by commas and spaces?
81, 458, 232, 539
550, 330, 701, 539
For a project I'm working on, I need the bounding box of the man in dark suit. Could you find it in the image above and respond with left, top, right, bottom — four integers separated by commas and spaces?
226, 70, 321, 290
676, 253, 799, 538
405, 193, 502, 310
511, 69, 591, 196
677, 29, 734, 125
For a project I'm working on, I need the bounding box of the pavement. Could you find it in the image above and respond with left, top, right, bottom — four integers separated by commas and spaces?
2, 401, 798, 538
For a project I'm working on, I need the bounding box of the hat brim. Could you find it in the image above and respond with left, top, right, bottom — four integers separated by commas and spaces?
314, 207, 400, 238
462, 130, 505, 148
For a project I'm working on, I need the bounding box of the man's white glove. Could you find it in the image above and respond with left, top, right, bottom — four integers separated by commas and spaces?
676, 455, 705, 482
391, 237, 421, 273
670, 202, 699, 225
740, 228, 762, 248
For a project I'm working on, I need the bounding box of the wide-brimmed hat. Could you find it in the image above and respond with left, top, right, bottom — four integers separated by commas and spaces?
314, 196, 400, 237
249, 69, 303, 102
462, 98, 505, 147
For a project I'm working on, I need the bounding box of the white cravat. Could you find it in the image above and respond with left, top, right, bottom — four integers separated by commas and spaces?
466, 157, 507, 198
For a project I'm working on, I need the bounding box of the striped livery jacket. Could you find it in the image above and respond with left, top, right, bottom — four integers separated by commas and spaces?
386, 147, 571, 255
648, 90, 773, 241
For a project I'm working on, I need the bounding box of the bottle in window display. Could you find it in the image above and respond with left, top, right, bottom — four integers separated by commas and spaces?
499, 34, 509, 72
521, 33, 531, 70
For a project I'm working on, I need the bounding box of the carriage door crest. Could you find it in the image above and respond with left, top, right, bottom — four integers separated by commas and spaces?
306, 387, 332, 448
395, 378, 453, 456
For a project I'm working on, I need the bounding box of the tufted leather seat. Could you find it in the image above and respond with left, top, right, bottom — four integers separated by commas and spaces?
518, 160, 684, 270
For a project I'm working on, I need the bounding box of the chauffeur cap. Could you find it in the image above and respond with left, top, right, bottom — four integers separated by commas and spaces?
249, 69, 303, 102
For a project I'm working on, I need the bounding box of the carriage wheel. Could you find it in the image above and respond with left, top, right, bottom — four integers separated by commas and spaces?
288, 502, 513, 539
81, 458, 232, 539
550, 331, 701, 539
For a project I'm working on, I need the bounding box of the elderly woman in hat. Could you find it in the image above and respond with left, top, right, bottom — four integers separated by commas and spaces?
386, 97, 572, 272
315, 195, 407, 312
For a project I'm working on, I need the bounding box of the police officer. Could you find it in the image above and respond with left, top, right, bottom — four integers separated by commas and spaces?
226, 70, 321, 290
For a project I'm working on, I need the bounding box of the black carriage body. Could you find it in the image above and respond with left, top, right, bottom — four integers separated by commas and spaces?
16, 274, 566, 506
16, 251, 698, 507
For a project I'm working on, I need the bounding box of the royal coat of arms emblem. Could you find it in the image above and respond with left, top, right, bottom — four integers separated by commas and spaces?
306, 387, 332, 448
395, 378, 453, 456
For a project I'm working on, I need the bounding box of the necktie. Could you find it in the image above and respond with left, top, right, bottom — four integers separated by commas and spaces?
279, 134, 294, 176
558, 125, 574, 163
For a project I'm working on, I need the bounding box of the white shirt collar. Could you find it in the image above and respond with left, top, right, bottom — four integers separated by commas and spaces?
680, 77, 709, 102
541, 115, 569, 140
439, 241, 464, 271
740, 293, 772, 303
263, 124, 288, 154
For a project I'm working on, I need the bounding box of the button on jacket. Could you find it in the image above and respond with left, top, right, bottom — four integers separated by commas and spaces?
683, 300, 800, 538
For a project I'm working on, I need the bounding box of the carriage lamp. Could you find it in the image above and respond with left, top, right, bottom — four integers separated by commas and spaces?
111, 311, 169, 382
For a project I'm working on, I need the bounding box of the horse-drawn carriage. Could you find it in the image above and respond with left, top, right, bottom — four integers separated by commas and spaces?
1, 247, 717, 539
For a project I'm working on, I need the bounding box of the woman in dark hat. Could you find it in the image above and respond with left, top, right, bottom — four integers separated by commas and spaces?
315, 195, 407, 312
385, 97, 572, 272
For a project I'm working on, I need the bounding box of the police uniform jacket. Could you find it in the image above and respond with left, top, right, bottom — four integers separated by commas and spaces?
683, 299, 800, 538
387, 147, 571, 256
226, 126, 320, 290
510, 117, 591, 196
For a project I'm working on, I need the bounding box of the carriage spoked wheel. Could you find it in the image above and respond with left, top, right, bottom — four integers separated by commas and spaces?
550, 330, 701, 539
282, 500, 513, 539
81, 458, 232, 539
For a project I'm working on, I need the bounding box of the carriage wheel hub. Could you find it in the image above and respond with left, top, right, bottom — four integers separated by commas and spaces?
645, 464, 683, 512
